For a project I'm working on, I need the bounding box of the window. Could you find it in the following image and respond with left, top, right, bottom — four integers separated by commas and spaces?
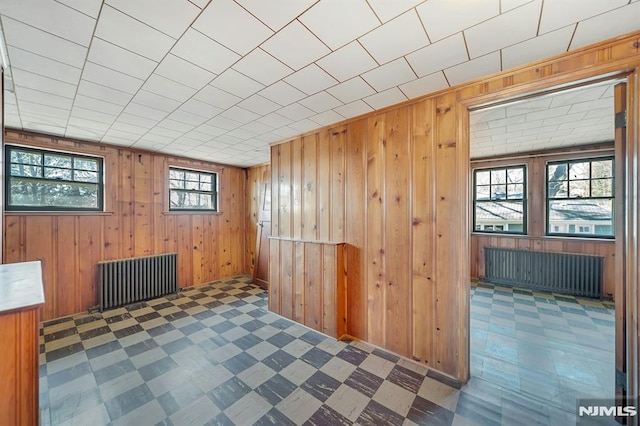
546, 157, 614, 238
5, 145, 103, 211
473, 165, 526, 234
169, 167, 217, 211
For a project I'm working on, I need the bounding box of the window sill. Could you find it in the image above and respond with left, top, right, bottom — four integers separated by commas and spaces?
5, 211, 115, 216
161, 211, 223, 215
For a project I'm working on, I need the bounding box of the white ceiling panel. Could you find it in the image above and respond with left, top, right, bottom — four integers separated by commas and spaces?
132, 90, 180, 113
206, 115, 243, 131
233, 49, 293, 86
210, 69, 264, 98
276, 103, 315, 121
20, 101, 70, 120
238, 95, 281, 115
363, 87, 408, 110
171, 29, 240, 74
259, 81, 306, 106
444, 51, 501, 86
194, 85, 242, 109
361, 58, 416, 92
167, 109, 208, 126
289, 119, 319, 133
105, 0, 199, 38
261, 20, 330, 70
359, 10, 429, 65
416, 0, 500, 42
141, 74, 197, 103
501, 0, 534, 13
65, 126, 106, 141
501, 25, 574, 70
367, 0, 425, 23
310, 110, 345, 126
82, 62, 144, 94
70, 106, 118, 124
193, 0, 273, 55
116, 112, 159, 129
154, 54, 215, 90
194, 124, 227, 138
240, 121, 275, 135
405, 33, 467, 78
2, 17, 87, 67
156, 119, 193, 134
17, 87, 74, 110
110, 121, 150, 136
299, 91, 343, 114
76, 80, 133, 106
570, 2, 640, 49
257, 113, 293, 128
179, 99, 223, 118
464, 0, 541, 58
56, 0, 102, 18
399, 71, 449, 99
12, 69, 77, 98
327, 77, 376, 104
88, 38, 157, 80
284, 64, 338, 96
0, 0, 96, 46
539, 0, 628, 35
95, 6, 175, 61
8, 47, 82, 85
317, 41, 378, 82
236, 0, 317, 31
299, 0, 380, 50
124, 102, 169, 121
220, 106, 260, 125
334, 100, 374, 118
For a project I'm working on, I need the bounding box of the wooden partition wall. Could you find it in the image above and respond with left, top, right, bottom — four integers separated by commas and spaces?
269, 31, 640, 383
3, 130, 245, 321
470, 144, 616, 298
245, 163, 270, 277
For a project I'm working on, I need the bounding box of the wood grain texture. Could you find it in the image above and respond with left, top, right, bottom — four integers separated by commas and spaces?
3, 130, 246, 321
244, 164, 270, 278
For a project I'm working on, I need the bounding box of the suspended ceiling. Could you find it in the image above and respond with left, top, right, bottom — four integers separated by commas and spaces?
1, 0, 639, 167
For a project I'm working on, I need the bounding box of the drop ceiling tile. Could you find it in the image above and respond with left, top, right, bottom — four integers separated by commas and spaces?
110, 121, 150, 136
103, 129, 140, 143
360, 10, 429, 65
155, 54, 216, 90
367, 0, 425, 22
539, 0, 627, 34
570, 2, 640, 49
12, 69, 77, 98
137, 133, 173, 145
141, 74, 197, 102
405, 33, 468, 78
235, 0, 317, 31
271, 126, 300, 138
210, 69, 265, 98
56, 0, 102, 18
220, 106, 260, 124
82, 62, 144, 94
299, 91, 343, 113
215, 134, 243, 144
310, 110, 345, 126
240, 121, 275, 135
262, 20, 330, 70
88, 38, 158, 80
363, 87, 408, 110
584, 107, 611, 119
130, 140, 166, 151
179, 99, 223, 118
300, 0, 380, 50
238, 95, 281, 115
257, 112, 293, 128
70, 106, 117, 124
316, 41, 378, 82
95, 5, 175, 61
284, 64, 338, 96
189, 0, 211, 8
225, 128, 255, 139
327, 77, 376, 104
206, 115, 243, 130
17, 87, 74, 110
2, 17, 87, 67
362, 58, 416, 92
5, 114, 22, 128
172, 137, 202, 147
277, 103, 315, 121
444, 51, 501, 86
193, 0, 273, 55
157, 119, 193, 133
181, 130, 212, 142
399, 71, 449, 99
416, 0, 500, 42
193, 86, 241, 110
289, 119, 320, 133
65, 126, 106, 141
132, 91, 180, 113
77, 80, 133, 106
550, 85, 609, 108
8, 47, 82, 85
167, 109, 208, 126
148, 126, 183, 138
23, 122, 66, 135
501, 25, 574, 70
19, 101, 70, 120
193, 124, 227, 138
568, 99, 612, 115
0, 0, 96, 46
171, 29, 240, 74
233, 49, 294, 86
465, 1, 541, 59
124, 102, 169, 121
504, 96, 552, 117
116, 112, 159, 129
105, 0, 199, 38
333, 100, 374, 118
501, 0, 535, 13
259, 81, 306, 106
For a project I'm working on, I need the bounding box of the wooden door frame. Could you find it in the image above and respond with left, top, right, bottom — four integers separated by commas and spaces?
458, 67, 639, 398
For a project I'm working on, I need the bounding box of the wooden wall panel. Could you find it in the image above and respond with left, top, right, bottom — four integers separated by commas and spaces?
3, 130, 247, 321
244, 164, 270, 278
302, 135, 318, 240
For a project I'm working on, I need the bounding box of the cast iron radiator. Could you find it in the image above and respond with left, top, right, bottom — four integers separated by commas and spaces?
484, 247, 603, 299
98, 253, 178, 311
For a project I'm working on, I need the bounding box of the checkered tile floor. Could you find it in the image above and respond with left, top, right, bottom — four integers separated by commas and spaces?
39, 276, 615, 425
470, 280, 616, 423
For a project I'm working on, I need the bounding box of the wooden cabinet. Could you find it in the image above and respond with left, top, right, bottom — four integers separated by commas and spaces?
0, 261, 44, 426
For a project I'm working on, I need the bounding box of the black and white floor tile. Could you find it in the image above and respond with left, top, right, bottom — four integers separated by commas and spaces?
39, 277, 615, 425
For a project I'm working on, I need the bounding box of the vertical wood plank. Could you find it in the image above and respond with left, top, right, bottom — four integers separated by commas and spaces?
56, 216, 77, 316
4, 216, 25, 264
330, 126, 346, 242
304, 242, 322, 331
268, 239, 280, 313
336, 243, 346, 338
292, 139, 303, 240
293, 241, 305, 323
133, 152, 152, 257
78, 216, 102, 313
192, 215, 204, 285
176, 216, 192, 288
120, 151, 134, 259
25, 217, 55, 319
280, 240, 294, 319
322, 244, 337, 337
271, 146, 280, 237
279, 142, 292, 239
303, 135, 318, 240
317, 130, 331, 241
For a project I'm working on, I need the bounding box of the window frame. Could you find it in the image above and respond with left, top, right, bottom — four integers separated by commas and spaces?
545, 155, 614, 239
5, 144, 104, 212
168, 166, 218, 212
472, 164, 528, 235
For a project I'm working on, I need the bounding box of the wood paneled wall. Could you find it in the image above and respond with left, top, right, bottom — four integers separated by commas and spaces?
3, 130, 245, 321
245, 163, 270, 277
269, 31, 640, 383
470, 145, 616, 298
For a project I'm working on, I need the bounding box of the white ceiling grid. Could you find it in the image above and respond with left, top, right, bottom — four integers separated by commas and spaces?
0, 0, 638, 167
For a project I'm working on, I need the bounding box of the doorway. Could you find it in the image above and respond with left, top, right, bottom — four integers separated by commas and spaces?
467, 77, 625, 418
